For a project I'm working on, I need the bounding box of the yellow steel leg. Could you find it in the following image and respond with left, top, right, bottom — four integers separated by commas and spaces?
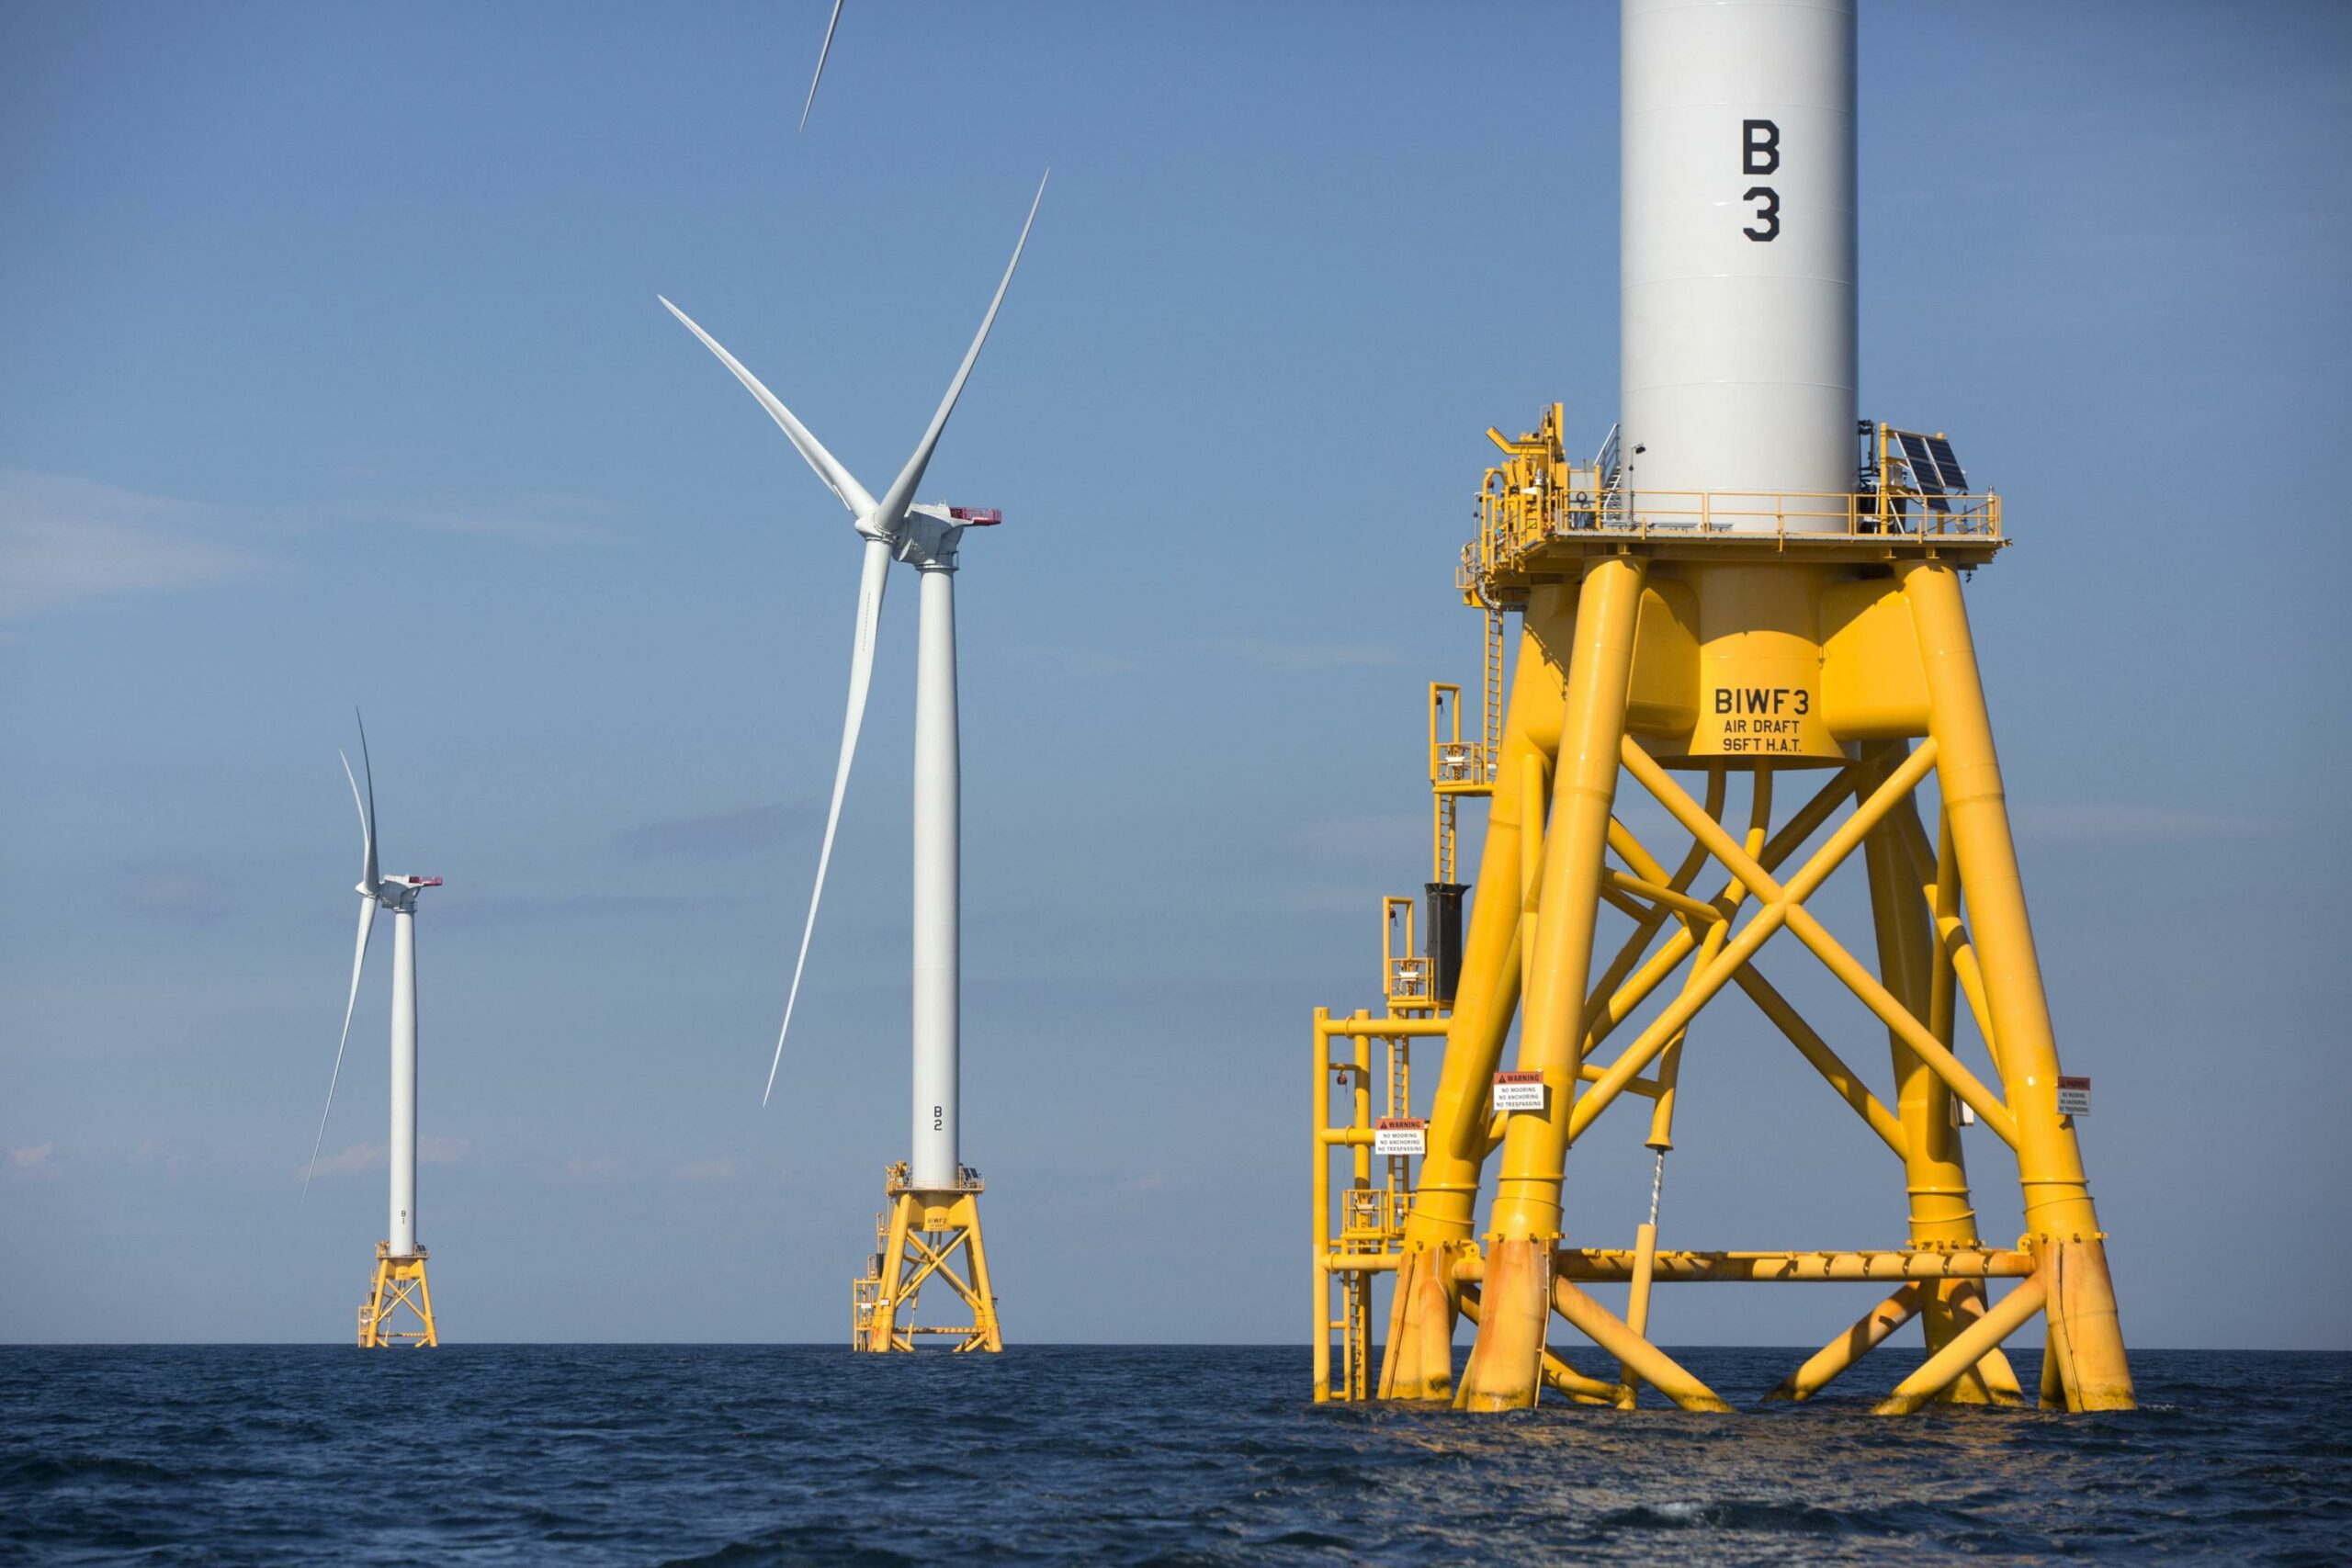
411, 1258, 438, 1348
1519, 750, 1549, 1010
1907, 791, 2022, 1404
1385, 606, 1568, 1401
866, 1187, 916, 1351
1458, 1284, 1621, 1404
1378, 1237, 1459, 1402
1459, 558, 1645, 1411
958, 1203, 1003, 1353
1892, 804, 2003, 1081
1861, 758, 2017, 1404
1902, 562, 2132, 1410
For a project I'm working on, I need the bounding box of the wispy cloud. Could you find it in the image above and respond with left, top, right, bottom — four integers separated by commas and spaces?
323, 491, 618, 546
1003, 643, 1148, 678
2011, 805, 2283, 843
308, 1143, 383, 1178
133, 1138, 198, 1174
561, 1156, 630, 1182
671, 1156, 747, 1183
0, 472, 264, 621
9, 1142, 57, 1171
301, 1135, 471, 1180
0, 468, 618, 626
613, 803, 809, 859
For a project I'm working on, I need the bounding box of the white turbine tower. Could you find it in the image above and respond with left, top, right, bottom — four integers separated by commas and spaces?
306, 714, 444, 1348
660, 173, 1043, 1351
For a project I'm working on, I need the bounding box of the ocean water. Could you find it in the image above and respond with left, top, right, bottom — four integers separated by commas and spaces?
1, 1345, 2346, 1564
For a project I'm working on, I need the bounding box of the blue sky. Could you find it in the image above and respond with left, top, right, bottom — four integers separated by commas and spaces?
2, 1, 2346, 1348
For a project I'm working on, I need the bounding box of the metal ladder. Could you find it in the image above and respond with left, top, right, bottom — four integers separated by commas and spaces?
1595, 422, 1627, 527
1481, 605, 1505, 783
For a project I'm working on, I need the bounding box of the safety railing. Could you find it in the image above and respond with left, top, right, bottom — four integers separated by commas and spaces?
1599, 490, 2000, 538
1431, 741, 1487, 785
1385, 954, 1432, 1005
1468, 484, 2001, 572
1427, 682, 1497, 792
1342, 1183, 1411, 1247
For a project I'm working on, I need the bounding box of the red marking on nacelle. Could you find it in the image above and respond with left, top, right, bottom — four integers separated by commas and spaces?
948, 507, 1002, 525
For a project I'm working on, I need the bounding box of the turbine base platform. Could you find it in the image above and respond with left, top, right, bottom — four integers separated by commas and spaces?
357, 1243, 437, 1348
1310, 407, 2131, 1415
852, 1163, 1001, 1353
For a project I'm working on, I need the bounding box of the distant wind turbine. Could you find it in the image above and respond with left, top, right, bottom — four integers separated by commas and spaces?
306, 712, 446, 1347
662, 174, 1044, 1353
658, 171, 1045, 1124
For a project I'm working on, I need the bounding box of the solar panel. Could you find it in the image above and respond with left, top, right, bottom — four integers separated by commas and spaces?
1895, 432, 1939, 491
1894, 431, 1950, 511
1925, 435, 1969, 492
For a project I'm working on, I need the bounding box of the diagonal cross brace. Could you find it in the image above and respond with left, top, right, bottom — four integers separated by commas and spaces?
900, 1230, 984, 1311
1604, 801, 1909, 1160
1617, 739, 2021, 1147
1577, 762, 1864, 1064
1557, 745, 1939, 1145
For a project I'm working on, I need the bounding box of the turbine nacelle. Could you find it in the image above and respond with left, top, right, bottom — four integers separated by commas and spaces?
897, 503, 1001, 573
366, 873, 443, 910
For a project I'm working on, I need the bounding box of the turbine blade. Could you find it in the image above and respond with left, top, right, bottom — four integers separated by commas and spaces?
304, 895, 377, 1199
342, 728, 378, 896
799, 0, 843, 133
872, 171, 1048, 529
765, 534, 892, 1105
659, 295, 878, 518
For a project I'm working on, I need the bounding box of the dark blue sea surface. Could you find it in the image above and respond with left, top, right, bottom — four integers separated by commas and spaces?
1, 1346, 2346, 1564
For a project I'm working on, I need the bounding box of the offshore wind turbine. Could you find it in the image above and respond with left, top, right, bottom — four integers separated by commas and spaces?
660, 173, 1043, 1351
305, 714, 444, 1348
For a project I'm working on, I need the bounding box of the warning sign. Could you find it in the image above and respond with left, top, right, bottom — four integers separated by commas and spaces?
1374, 1118, 1428, 1156
2055, 1076, 2091, 1116
1492, 1070, 1547, 1112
